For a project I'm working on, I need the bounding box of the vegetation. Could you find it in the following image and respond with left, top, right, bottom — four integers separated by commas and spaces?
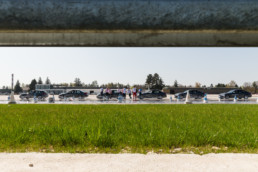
38, 77, 43, 84
29, 79, 37, 91
45, 77, 51, 85
14, 80, 23, 94
145, 73, 165, 90
0, 104, 257, 154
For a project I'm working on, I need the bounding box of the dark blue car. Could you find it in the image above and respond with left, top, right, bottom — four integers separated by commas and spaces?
174, 89, 204, 99
58, 90, 88, 99
219, 89, 252, 99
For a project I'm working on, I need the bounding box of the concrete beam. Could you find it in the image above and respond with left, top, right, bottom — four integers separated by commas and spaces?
1, 30, 258, 47
0, 0, 257, 46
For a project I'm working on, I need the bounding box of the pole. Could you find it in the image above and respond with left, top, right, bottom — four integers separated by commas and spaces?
11, 73, 14, 90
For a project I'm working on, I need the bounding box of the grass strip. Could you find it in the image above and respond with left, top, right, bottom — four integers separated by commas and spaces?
0, 104, 257, 154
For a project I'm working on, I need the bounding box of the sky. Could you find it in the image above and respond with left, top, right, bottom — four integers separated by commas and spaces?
0, 47, 257, 87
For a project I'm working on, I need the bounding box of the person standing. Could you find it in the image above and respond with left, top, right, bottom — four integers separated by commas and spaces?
133, 86, 137, 101
100, 87, 103, 95
128, 88, 132, 99
139, 88, 142, 96
123, 88, 126, 99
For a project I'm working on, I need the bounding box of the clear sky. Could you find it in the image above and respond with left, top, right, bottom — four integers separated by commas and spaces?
0, 47, 257, 87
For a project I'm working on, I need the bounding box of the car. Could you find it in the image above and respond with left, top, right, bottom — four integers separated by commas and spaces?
174, 89, 205, 99
96, 90, 122, 100
58, 90, 88, 99
219, 89, 252, 99
19, 90, 48, 100
138, 90, 167, 99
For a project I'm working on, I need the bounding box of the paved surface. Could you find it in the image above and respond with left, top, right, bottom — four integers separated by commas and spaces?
0, 153, 257, 172
0, 94, 258, 104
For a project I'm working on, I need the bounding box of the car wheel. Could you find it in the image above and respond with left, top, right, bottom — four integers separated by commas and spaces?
157, 96, 162, 99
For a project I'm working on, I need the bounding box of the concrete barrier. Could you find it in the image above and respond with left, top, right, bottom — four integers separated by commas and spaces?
0, 0, 257, 46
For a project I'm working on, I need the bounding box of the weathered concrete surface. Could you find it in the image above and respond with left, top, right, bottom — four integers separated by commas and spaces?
0, 153, 258, 172
0, 0, 258, 30
1, 30, 258, 46
0, 0, 258, 46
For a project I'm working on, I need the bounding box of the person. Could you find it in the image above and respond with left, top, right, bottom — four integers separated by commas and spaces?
100, 87, 103, 95
105, 88, 109, 98
123, 88, 126, 99
108, 88, 112, 98
139, 88, 142, 96
133, 86, 137, 100
128, 88, 132, 99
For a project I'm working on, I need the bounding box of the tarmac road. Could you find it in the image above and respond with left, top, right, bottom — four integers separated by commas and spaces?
0, 94, 257, 104
0, 153, 257, 172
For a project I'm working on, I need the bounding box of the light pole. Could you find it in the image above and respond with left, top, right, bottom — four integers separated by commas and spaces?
8, 73, 16, 104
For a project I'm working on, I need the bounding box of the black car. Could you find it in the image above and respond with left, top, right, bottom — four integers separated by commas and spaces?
96, 90, 122, 100
219, 89, 252, 99
58, 90, 88, 99
138, 90, 167, 99
174, 90, 205, 99
19, 90, 48, 100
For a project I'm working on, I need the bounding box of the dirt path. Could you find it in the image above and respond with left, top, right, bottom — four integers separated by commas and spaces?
0, 153, 257, 172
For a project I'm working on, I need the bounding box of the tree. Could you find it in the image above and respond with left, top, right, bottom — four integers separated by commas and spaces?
14, 80, 23, 94
38, 77, 43, 84
195, 82, 201, 88
45, 77, 51, 84
210, 84, 214, 88
149, 73, 165, 90
29, 79, 37, 91
215, 83, 226, 88
252, 81, 258, 93
227, 80, 238, 87
145, 74, 153, 89
174, 80, 178, 87
90, 80, 99, 87
74, 78, 82, 87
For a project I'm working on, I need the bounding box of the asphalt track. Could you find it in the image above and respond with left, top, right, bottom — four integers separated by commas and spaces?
0, 94, 258, 104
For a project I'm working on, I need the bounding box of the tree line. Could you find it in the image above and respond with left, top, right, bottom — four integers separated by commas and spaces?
2, 74, 258, 94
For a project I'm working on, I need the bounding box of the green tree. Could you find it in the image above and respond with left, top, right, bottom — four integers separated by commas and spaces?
29, 79, 37, 91
38, 77, 43, 84
45, 77, 51, 84
145, 74, 153, 89
215, 83, 226, 88
14, 80, 23, 94
174, 80, 178, 87
252, 81, 257, 93
151, 73, 165, 90
74, 78, 82, 87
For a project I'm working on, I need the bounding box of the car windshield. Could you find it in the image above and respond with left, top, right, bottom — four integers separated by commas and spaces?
144, 90, 152, 93
228, 90, 236, 93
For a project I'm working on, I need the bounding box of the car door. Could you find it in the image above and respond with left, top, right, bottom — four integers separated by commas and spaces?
153, 90, 159, 98
189, 90, 195, 98
231, 90, 237, 98
238, 90, 244, 98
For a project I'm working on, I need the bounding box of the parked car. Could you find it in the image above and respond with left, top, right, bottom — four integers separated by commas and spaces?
19, 90, 48, 100
138, 90, 167, 99
174, 90, 205, 99
219, 89, 252, 99
96, 90, 122, 100
58, 90, 88, 99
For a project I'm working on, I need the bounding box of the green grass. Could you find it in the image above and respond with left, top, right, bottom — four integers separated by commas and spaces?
0, 104, 257, 154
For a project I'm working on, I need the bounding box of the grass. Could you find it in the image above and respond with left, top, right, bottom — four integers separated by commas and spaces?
0, 104, 257, 154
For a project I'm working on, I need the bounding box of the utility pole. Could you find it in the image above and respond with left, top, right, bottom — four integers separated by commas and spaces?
8, 73, 16, 104
11, 73, 14, 90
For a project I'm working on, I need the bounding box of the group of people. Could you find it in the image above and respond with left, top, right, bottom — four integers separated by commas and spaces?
100, 87, 142, 100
